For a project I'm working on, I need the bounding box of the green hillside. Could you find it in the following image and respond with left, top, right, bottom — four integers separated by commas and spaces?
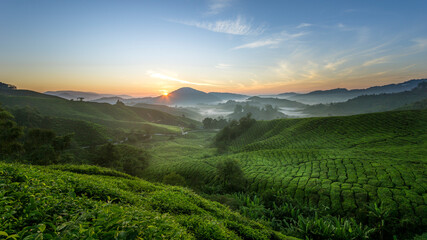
0, 163, 295, 240
0, 88, 199, 134
142, 110, 427, 237
303, 82, 427, 116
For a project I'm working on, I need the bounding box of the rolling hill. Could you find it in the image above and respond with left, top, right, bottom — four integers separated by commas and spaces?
0, 163, 295, 240
283, 78, 427, 104
303, 81, 427, 116
0, 87, 197, 129
45, 90, 131, 101
142, 109, 427, 237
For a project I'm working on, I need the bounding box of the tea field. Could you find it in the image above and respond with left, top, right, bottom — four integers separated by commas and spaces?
143, 110, 427, 229
0, 163, 296, 239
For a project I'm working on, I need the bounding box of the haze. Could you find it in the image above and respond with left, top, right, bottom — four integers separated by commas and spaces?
1, 0, 427, 96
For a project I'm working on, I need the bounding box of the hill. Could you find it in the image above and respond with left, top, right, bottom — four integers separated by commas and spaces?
142, 110, 427, 238
247, 96, 307, 108
133, 103, 203, 121
396, 98, 427, 110
285, 78, 427, 104
151, 87, 221, 105
208, 92, 249, 101
0, 163, 295, 240
0, 87, 197, 129
45, 90, 131, 101
303, 81, 427, 116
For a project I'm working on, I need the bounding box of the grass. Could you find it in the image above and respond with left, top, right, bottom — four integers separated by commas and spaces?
0, 162, 297, 240
142, 110, 427, 236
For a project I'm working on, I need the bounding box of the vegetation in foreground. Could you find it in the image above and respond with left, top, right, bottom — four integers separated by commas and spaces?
0, 163, 296, 239
143, 110, 427, 239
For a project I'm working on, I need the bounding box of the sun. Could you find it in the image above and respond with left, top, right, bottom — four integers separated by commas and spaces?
162, 92, 169, 96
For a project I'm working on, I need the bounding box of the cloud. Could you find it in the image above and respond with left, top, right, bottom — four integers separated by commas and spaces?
147, 71, 214, 86
413, 38, 427, 50
175, 16, 264, 35
233, 31, 307, 50
206, 0, 232, 15
362, 56, 389, 67
296, 23, 312, 28
215, 63, 232, 69
325, 59, 347, 70
233, 38, 282, 50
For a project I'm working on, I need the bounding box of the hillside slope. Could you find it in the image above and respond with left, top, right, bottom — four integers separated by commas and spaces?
303, 82, 427, 116
143, 110, 427, 233
0, 88, 198, 132
0, 163, 295, 240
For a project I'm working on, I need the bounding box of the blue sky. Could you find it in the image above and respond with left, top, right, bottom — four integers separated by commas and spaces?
1, 0, 426, 95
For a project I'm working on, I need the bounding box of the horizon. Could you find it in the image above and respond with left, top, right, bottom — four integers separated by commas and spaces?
1, 0, 427, 96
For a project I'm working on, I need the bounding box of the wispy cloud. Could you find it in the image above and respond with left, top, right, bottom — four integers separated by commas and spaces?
233, 38, 282, 50
233, 31, 307, 50
215, 63, 232, 69
413, 38, 427, 50
296, 23, 312, 28
324, 59, 347, 70
206, 0, 232, 15
362, 56, 389, 67
147, 71, 214, 86
175, 16, 264, 35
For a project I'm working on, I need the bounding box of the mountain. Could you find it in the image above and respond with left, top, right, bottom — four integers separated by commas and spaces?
285, 78, 427, 104
208, 92, 249, 101
247, 96, 307, 108
90, 96, 125, 104
303, 81, 427, 116
150, 87, 221, 105
44, 90, 132, 101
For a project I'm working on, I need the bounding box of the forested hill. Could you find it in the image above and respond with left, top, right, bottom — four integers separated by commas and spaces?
0, 86, 198, 129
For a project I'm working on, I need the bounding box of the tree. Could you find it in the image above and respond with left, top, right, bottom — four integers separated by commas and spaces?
162, 172, 186, 186
202, 117, 213, 129
24, 128, 72, 165
0, 106, 23, 157
216, 159, 246, 192
92, 143, 120, 167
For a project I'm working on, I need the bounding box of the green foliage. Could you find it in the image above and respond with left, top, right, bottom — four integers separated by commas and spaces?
163, 172, 187, 186
216, 159, 246, 193
0, 162, 292, 240
0, 106, 23, 157
143, 109, 427, 239
90, 143, 149, 176
203, 117, 229, 129
228, 104, 286, 121
23, 128, 72, 165
215, 114, 256, 150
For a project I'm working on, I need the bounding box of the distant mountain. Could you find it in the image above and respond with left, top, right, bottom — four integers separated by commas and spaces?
90, 96, 125, 104
286, 79, 427, 104
133, 103, 203, 121
44, 90, 132, 101
247, 96, 306, 108
303, 82, 427, 116
148, 87, 221, 105
277, 92, 300, 97
208, 92, 249, 101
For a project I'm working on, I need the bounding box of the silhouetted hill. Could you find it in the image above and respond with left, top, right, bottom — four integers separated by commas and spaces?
45, 90, 131, 101
286, 78, 427, 104
303, 82, 427, 116
247, 96, 307, 108
150, 87, 221, 105
208, 92, 249, 101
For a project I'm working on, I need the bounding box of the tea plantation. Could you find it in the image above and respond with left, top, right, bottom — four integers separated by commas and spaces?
0, 163, 297, 239
143, 110, 427, 234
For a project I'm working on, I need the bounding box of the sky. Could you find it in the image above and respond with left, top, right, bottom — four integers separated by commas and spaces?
1, 0, 427, 96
